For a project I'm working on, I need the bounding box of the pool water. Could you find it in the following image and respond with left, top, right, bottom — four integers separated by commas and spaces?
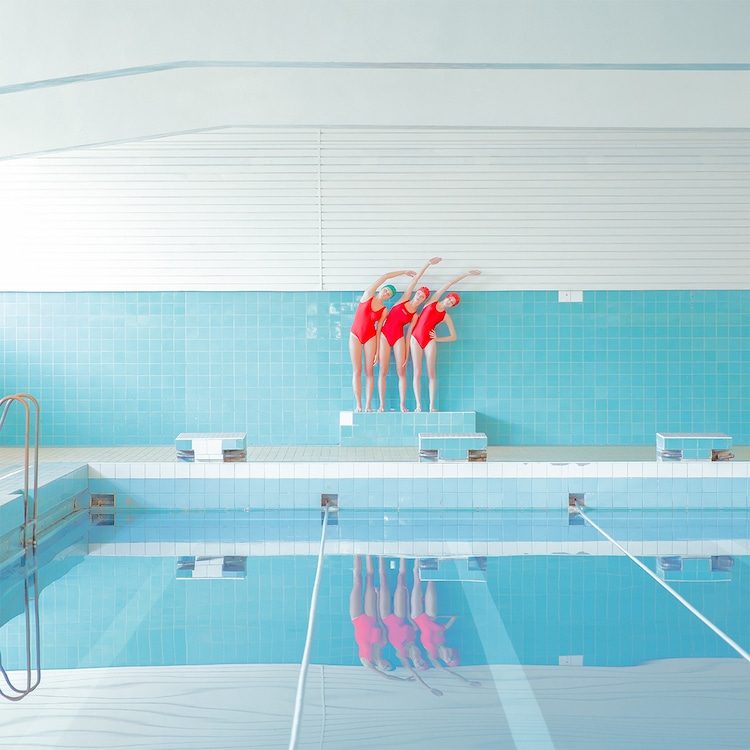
1, 508, 748, 750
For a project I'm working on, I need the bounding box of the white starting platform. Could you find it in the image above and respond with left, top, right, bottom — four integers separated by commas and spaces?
175, 433, 247, 462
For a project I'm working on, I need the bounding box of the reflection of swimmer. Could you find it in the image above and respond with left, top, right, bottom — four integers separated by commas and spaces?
379, 557, 443, 697
411, 559, 481, 687
350, 555, 411, 682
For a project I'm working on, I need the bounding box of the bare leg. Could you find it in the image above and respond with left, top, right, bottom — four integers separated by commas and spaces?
350, 555, 363, 618
363, 339, 377, 412
410, 339, 424, 412
393, 558, 408, 617
378, 557, 392, 620
364, 555, 378, 616
392, 338, 409, 411
348, 334, 364, 412
377, 335, 391, 412
424, 340, 439, 412
411, 558, 424, 618
425, 579, 439, 618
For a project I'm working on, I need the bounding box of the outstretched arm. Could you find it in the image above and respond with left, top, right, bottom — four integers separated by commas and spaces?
427, 269, 481, 304
427, 656, 481, 687
396, 257, 442, 303
398, 657, 443, 696
361, 657, 413, 681
361, 269, 416, 303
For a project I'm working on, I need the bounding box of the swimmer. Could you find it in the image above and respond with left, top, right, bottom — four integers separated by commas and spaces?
378, 257, 442, 412
350, 270, 415, 412
410, 270, 481, 412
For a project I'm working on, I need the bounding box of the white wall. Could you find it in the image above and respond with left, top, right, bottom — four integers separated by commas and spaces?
0, 1, 748, 291
1, 127, 748, 291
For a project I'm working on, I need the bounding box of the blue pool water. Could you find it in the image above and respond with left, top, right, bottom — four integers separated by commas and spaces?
1, 508, 749, 750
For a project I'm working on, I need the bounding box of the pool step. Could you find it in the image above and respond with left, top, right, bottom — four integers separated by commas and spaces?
339, 411, 477, 447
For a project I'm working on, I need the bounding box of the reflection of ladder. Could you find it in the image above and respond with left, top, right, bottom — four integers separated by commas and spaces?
0, 561, 41, 700
0, 394, 42, 700
0, 393, 40, 549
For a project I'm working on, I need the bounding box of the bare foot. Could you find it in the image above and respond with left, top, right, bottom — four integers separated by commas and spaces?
430, 407, 438, 413
415, 405, 422, 413
365, 407, 373, 413
355, 405, 362, 413
400, 406, 409, 412
378, 406, 384, 413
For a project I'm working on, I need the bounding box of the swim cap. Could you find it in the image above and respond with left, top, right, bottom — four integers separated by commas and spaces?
445, 292, 461, 306
416, 286, 430, 300
381, 284, 397, 298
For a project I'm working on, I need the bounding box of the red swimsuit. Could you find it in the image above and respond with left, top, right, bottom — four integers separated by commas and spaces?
383, 613, 417, 659
352, 614, 384, 661
411, 302, 446, 349
414, 613, 446, 660
350, 298, 384, 344
380, 301, 417, 347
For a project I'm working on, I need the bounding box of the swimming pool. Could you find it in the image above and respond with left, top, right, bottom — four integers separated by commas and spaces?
1, 502, 748, 750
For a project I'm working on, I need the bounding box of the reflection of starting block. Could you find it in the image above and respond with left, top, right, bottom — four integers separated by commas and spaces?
176, 556, 247, 579
418, 558, 487, 582
656, 556, 734, 582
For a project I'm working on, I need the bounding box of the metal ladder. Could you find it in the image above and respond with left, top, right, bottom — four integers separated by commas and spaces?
0, 394, 41, 700
0, 393, 40, 549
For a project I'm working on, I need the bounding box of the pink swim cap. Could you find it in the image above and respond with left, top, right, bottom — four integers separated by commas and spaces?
445, 292, 461, 306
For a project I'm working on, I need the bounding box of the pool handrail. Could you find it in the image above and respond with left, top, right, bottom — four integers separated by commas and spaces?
0, 393, 40, 549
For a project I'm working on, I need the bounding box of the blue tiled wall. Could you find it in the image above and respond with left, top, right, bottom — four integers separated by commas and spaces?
1, 290, 748, 446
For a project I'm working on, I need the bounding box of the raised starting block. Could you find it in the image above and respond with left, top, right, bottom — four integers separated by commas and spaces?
175, 432, 247, 462
418, 432, 487, 462
656, 432, 733, 462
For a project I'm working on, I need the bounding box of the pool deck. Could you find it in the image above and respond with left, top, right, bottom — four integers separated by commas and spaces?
0, 444, 749, 472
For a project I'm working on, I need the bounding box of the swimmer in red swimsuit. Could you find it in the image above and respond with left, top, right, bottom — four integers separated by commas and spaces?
349, 270, 415, 412
410, 269, 481, 412
378, 257, 442, 413
379, 557, 442, 696
411, 558, 481, 688
350, 555, 411, 682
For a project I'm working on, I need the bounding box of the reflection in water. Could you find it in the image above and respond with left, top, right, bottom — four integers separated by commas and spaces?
349, 555, 404, 682
379, 556, 440, 695
412, 558, 481, 688
350, 555, 482, 697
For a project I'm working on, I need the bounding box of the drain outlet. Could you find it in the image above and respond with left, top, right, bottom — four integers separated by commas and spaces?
90, 493, 115, 509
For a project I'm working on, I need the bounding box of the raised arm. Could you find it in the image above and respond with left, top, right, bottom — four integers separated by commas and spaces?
427, 269, 481, 304
361, 269, 416, 302
396, 257, 442, 303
